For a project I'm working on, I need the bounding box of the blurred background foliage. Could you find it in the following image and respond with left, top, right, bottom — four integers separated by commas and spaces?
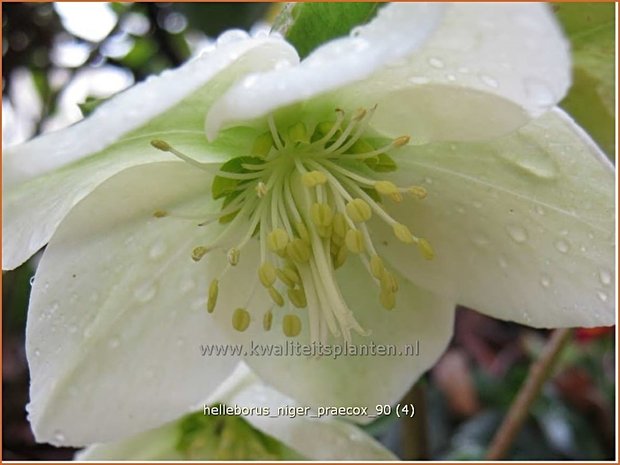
2, 2, 616, 461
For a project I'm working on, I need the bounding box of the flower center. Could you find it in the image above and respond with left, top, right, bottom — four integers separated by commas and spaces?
151, 107, 433, 344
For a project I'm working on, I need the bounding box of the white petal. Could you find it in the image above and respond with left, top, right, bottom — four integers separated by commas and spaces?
26, 162, 239, 446
221, 365, 398, 461
205, 3, 444, 138
207, 3, 569, 142
376, 108, 614, 328
208, 253, 454, 416
3, 36, 296, 270
78, 364, 396, 461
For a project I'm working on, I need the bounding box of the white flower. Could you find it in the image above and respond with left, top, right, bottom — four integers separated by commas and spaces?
3, 3, 614, 447
77, 365, 396, 461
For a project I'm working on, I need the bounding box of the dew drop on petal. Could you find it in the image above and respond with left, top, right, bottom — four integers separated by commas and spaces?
409, 76, 430, 85
498, 255, 508, 269
554, 239, 570, 254
52, 430, 66, 443
428, 57, 445, 68
149, 240, 167, 260
29, 276, 35, 286
599, 269, 612, 286
540, 274, 551, 288
471, 232, 489, 247
216, 29, 249, 46
133, 282, 157, 303
505, 224, 528, 243
33, 348, 41, 357
597, 291, 608, 302
479, 74, 499, 88
472, 200, 483, 209
535, 205, 545, 215
523, 77, 555, 107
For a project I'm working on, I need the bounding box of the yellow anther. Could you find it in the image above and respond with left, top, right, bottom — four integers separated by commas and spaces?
150, 139, 172, 152
375, 180, 399, 196
353, 108, 367, 121
288, 122, 309, 143
258, 262, 277, 287
232, 308, 251, 332
380, 290, 396, 310
282, 314, 302, 337
267, 228, 289, 252
333, 245, 348, 269
370, 255, 385, 279
408, 186, 427, 199
317, 225, 332, 239
207, 279, 219, 313
345, 229, 365, 254
393, 223, 414, 244
332, 213, 348, 239
393, 135, 410, 147
251, 131, 273, 158
288, 288, 307, 308
192, 246, 209, 262
153, 210, 168, 218
286, 238, 311, 264
345, 198, 372, 223
294, 221, 310, 243
227, 247, 240, 265
268, 286, 285, 307
311, 203, 334, 228
380, 271, 398, 294
389, 192, 403, 203
255, 181, 268, 198
277, 267, 300, 288
263, 310, 273, 331
301, 170, 327, 188
417, 238, 435, 260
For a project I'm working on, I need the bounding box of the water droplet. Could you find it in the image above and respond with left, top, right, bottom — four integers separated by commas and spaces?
428, 57, 445, 69
597, 291, 608, 302
540, 274, 551, 288
216, 29, 249, 46
149, 240, 167, 260
471, 233, 489, 247
480, 74, 499, 88
599, 269, 612, 286
133, 282, 157, 303
496, 133, 558, 179
498, 255, 508, 269
29, 276, 35, 286
424, 177, 433, 185
447, 74, 456, 81
523, 77, 555, 107
472, 201, 483, 209
506, 224, 528, 243
52, 430, 65, 443
535, 206, 545, 215
409, 76, 430, 85
33, 348, 41, 357
554, 239, 569, 254
181, 279, 196, 294
108, 338, 120, 349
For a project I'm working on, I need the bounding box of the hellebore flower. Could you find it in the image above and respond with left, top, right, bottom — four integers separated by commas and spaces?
3, 2, 614, 447
77, 365, 396, 461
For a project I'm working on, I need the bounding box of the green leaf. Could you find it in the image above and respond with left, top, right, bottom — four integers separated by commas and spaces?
555, 3, 615, 159
273, 2, 381, 59
211, 156, 263, 200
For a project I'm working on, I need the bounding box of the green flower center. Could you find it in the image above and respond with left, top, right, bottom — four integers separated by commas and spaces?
151, 107, 433, 344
